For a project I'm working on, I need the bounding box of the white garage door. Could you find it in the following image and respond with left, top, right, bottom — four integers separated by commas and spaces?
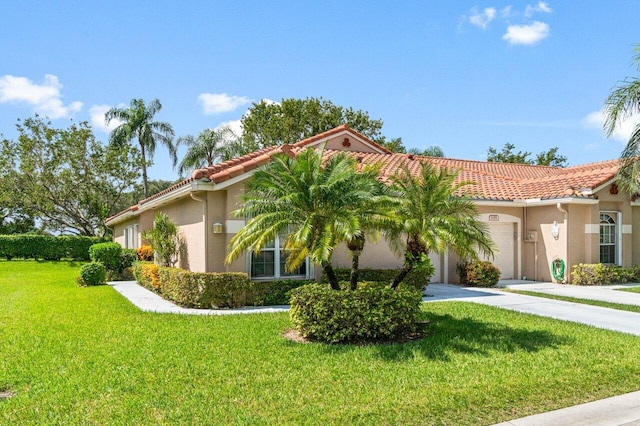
429, 252, 441, 283
484, 222, 515, 279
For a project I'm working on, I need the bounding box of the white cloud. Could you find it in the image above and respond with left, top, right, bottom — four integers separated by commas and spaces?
502, 21, 550, 45
198, 92, 252, 115
583, 109, 640, 143
0, 74, 82, 119
90, 104, 124, 133
215, 119, 243, 137
501, 6, 513, 19
469, 7, 497, 29
525, 1, 552, 17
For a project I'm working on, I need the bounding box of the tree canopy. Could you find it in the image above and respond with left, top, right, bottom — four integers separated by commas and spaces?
604, 44, 640, 194
176, 126, 236, 176
487, 143, 567, 167
0, 116, 142, 236
239, 97, 405, 154
106, 98, 176, 197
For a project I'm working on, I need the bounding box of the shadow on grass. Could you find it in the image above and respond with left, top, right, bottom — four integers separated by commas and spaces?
317, 312, 573, 362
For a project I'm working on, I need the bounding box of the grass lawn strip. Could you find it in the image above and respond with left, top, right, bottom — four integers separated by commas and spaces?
617, 286, 640, 294
2, 261, 640, 424
507, 289, 640, 314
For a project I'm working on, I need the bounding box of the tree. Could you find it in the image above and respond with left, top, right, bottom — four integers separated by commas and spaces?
106, 98, 176, 197
385, 162, 495, 288
112, 179, 179, 214
239, 97, 404, 155
143, 212, 181, 267
487, 143, 567, 167
225, 147, 379, 290
0, 116, 142, 236
603, 44, 640, 194
176, 125, 236, 176
407, 146, 445, 157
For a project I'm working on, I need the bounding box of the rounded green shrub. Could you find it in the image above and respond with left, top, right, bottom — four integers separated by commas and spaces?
89, 242, 122, 272
289, 284, 423, 343
456, 260, 501, 287
79, 262, 107, 286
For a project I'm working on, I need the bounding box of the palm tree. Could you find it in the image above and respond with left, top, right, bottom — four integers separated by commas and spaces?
177, 126, 235, 176
225, 147, 378, 290
604, 44, 640, 194
105, 99, 176, 198
385, 162, 495, 289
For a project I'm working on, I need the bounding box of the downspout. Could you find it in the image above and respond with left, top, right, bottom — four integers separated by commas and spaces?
191, 192, 208, 271
557, 203, 568, 283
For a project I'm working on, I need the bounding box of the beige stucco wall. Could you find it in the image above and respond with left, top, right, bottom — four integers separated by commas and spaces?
595, 184, 633, 267
321, 135, 380, 153
112, 218, 135, 247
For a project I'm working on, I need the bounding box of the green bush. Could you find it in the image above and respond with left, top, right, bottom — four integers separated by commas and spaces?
89, 242, 122, 272
571, 263, 640, 285
0, 234, 106, 260
250, 279, 315, 306
120, 249, 138, 271
323, 268, 430, 291
159, 268, 251, 308
79, 262, 107, 286
289, 284, 423, 343
457, 260, 501, 287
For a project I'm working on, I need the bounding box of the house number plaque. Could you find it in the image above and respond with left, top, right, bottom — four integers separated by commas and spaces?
488, 215, 499, 221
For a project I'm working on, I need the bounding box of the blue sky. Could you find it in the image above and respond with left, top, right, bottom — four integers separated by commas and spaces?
1, 1, 639, 181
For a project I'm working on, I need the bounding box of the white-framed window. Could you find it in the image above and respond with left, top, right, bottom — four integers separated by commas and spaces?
250, 234, 307, 279
599, 212, 620, 265
124, 224, 139, 249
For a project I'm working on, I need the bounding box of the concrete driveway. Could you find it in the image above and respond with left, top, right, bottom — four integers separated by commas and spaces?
424, 282, 640, 336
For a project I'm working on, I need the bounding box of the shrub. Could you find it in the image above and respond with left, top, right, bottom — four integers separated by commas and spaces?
571, 263, 640, 285
142, 213, 181, 267
289, 284, 423, 343
89, 242, 123, 272
323, 268, 430, 291
120, 249, 138, 271
0, 235, 106, 260
457, 260, 500, 287
250, 279, 315, 306
79, 262, 107, 286
133, 262, 160, 291
159, 268, 250, 308
137, 245, 154, 261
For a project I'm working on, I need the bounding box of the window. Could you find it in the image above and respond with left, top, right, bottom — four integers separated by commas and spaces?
599, 212, 617, 265
124, 224, 139, 249
250, 234, 306, 279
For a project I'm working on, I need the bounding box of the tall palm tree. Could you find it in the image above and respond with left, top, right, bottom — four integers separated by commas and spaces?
176, 126, 235, 176
105, 98, 176, 198
385, 162, 495, 289
604, 44, 640, 194
225, 147, 378, 290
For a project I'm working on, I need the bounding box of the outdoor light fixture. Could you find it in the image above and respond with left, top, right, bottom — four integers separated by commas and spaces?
551, 221, 559, 240
212, 222, 223, 234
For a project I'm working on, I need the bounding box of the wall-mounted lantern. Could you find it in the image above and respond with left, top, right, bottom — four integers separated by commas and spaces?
551, 221, 560, 240
212, 222, 223, 234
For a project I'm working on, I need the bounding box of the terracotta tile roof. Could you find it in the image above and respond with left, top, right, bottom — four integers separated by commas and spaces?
105, 126, 621, 225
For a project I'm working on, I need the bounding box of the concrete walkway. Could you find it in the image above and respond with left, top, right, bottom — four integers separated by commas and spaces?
502, 281, 640, 306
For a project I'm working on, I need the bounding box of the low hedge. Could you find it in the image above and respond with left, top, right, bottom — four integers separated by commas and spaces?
322, 268, 430, 291
290, 283, 423, 343
79, 262, 107, 286
571, 263, 640, 285
159, 268, 250, 308
0, 235, 107, 260
251, 279, 315, 306
89, 242, 122, 272
133, 262, 160, 292
456, 260, 501, 287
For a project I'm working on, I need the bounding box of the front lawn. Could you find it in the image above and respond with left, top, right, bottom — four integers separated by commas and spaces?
2, 261, 640, 424
617, 286, 640, 294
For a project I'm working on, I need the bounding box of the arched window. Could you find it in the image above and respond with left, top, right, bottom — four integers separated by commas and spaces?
599, 212, 617, 265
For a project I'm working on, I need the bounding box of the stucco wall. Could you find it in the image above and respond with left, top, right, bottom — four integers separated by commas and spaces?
596, 185, 633, 267
521, 205, 566, 282
321, 135, 380, 153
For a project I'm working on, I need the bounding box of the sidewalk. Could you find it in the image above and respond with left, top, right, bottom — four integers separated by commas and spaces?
502, 281, 640, 306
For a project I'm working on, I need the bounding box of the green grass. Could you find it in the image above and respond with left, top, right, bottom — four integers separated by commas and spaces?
3, 261, 640, 425
617, 286, 640, 294
508, 289, 640, 314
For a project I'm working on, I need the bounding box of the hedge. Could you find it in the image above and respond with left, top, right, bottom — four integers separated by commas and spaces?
0, 235, 107, 260
89, 242, 123, 272
322, 268, 430, 291
290, 283, 423, 343
133, 262, 160, 292
571, 263, 640, 285
79, 262, 107, 286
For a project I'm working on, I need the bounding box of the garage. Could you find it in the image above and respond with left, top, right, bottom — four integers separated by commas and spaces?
429, 252, 441, 283
483, 222, 515, 280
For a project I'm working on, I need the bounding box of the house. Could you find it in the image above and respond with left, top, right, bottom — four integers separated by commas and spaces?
106, 125, 635, 284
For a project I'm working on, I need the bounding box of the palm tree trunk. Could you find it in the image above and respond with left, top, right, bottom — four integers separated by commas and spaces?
322, 260, 341, 290
349, 251, 361, 290
391, 262, 413, 290
139, 141, 149, 198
